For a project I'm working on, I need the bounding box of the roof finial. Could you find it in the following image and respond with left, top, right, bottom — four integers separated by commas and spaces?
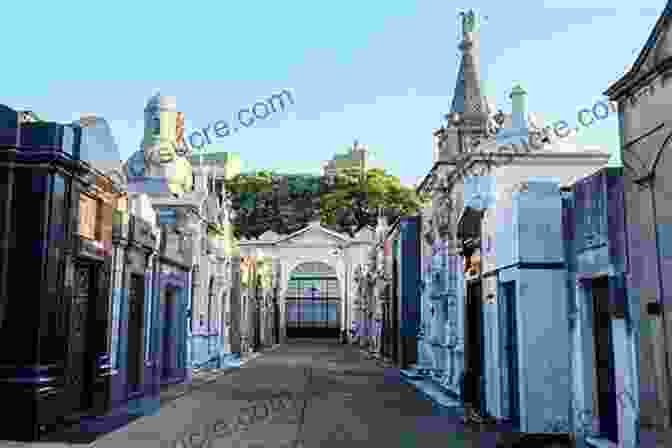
460, 9, 479, 35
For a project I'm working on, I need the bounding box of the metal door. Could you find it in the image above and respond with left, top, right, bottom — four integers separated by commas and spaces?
392, 258, 399, 363
162, 287, 175, 379
382, 285, 394, 358
286, 277, 340, 338
67, 262, 95, 411
466, 281, 485, 414
500, 281, 520, 428
592, 276, 619, 443
254, 293, 261, 350
273, 295, 280, 344
127, 273, 145, 394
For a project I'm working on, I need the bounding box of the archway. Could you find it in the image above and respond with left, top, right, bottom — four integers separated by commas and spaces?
285, 261, 341, 339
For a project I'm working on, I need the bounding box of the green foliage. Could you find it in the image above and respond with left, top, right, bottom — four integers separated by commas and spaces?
221, 166, 426, 238
320, 167, 428, 227
223, 170, 273, 195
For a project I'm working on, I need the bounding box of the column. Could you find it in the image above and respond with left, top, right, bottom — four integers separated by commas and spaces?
150, 243, 160, 394
110, 239, 126, 373
571, 278, 588, 441
229, 255, 242, 354
144, 252, 155, 373
447, 240, 465, 394
185, 267, 193, 380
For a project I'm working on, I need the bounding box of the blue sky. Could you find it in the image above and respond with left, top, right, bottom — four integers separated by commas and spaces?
1, 0, 665, 186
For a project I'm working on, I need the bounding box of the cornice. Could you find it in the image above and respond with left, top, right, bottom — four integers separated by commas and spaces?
605, 1, 672, 98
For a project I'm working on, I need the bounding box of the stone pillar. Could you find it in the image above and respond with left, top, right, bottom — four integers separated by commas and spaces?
189, 264, 202, 369
229, 256, 242, 354
443, 239, 464, 394
145, 251, 155, 383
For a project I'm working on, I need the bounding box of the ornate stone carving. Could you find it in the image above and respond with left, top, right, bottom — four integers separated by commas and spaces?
203, 194, 220, 224
433, 194, 454, 240
515, 182, 529, 193
423, 215, 436, 246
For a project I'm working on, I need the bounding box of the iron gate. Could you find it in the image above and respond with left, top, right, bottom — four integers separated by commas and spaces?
286, 276, 340, 338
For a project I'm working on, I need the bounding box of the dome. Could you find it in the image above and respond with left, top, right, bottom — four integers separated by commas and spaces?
72, 116, 123, 175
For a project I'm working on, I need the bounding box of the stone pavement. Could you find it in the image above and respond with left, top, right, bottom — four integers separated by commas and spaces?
0, 348, 277, 448
2, 340, 574, 447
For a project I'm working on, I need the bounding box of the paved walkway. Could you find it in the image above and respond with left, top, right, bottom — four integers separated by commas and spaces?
2, 340, 571, 447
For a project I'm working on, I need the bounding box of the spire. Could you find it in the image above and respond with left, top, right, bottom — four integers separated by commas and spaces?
450, 10, 489, 123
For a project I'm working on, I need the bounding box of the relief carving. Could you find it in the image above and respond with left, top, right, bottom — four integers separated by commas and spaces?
433, 194, 454, 240
423, 216, 436, 246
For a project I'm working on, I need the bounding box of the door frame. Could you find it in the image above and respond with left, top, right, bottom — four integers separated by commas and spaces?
589, 275, 619, 443
126, 272, 146, 396
465, 279, 485, 414
499, 280, 520, 428
68, 259, 99, 412
161, 286, 176, 380
392, 257, 400, 364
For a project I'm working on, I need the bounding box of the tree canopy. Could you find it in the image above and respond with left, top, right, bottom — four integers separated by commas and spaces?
222, 168, 429, 239
320, 167, 430, 235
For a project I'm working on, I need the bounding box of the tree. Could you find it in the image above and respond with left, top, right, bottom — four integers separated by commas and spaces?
320, 167, 430, 236
222, 168, 429, 239
223, 170, 323, 239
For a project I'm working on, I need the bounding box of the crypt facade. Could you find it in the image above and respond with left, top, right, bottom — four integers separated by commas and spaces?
238, 219, 376, 342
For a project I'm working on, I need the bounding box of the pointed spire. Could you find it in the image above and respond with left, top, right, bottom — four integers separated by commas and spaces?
450, 10, 489, 123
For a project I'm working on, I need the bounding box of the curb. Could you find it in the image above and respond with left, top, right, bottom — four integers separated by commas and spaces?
359, 350, 463, 410
400, 376, 463, 409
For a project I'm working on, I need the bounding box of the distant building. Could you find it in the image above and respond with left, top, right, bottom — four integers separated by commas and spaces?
321, 140, 384, 180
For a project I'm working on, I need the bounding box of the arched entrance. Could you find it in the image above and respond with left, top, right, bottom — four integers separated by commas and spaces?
285, 261, 341, 339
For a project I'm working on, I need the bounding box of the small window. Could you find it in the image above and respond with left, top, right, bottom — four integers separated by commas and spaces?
153, 117, 160, 135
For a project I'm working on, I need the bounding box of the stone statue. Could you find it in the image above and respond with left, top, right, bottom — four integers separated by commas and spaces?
423, 215, 436, 247
460, 10, 478, 34
203, 194, 220, 224
138, 93, 194, 197
433, 194, 454, 240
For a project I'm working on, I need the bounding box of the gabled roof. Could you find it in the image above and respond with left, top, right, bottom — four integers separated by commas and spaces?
605, 1, 672, 98
274, 220, 350, 244
237, 219, 353, 246
258, 230, 279, 241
